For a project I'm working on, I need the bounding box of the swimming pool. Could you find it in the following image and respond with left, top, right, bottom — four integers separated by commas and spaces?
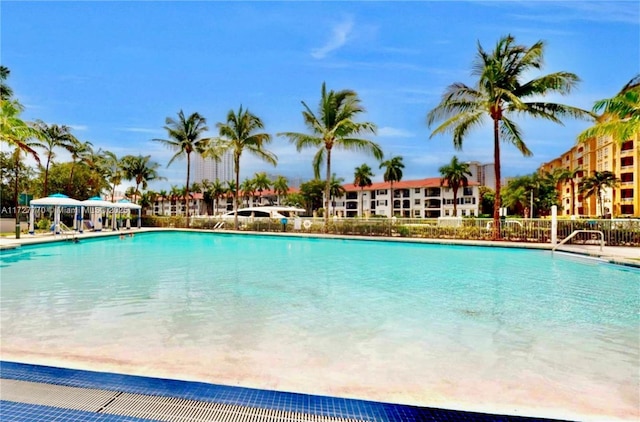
1, 232, 638, 421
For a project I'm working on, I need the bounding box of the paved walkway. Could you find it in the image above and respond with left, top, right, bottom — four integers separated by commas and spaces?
1, 227, 638, 267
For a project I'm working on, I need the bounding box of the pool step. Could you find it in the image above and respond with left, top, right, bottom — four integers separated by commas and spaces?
0, 378, 365, 422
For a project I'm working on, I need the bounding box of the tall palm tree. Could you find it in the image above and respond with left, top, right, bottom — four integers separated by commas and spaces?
154, 110, 211, 226
279, 82, 382, 228
328, 174, 345, 217
253, 172, 271, 205
33, 121, 78, 196
101, 150, 123, 202
439, 156, 471, 217
121, 154, 163, 203
578, 74, 639, 144
217, 106, 276, 229
380, 156, 404, 216
579, 170, 620, 217
427, 34, 590, 239
353, 163, 374, 217
272, 175, 289, 206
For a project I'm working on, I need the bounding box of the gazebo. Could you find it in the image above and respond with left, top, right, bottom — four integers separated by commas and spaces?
29, 193, 84, 234
115, 199, 142, 229
81, 196, 116, 231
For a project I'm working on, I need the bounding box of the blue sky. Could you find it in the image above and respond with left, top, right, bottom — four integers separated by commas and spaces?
2, 0, 639, 191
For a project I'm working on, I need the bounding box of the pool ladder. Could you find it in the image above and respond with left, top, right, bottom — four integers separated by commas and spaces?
552, 230, 604, 253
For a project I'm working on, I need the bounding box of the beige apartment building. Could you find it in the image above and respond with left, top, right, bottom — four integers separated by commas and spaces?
539, 132, 639, 218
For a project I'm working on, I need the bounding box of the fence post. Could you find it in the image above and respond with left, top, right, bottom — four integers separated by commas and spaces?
551, 205, 558, 246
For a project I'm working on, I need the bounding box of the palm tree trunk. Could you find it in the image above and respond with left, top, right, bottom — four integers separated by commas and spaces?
234, 155, 240, 230
390, 181, 394, 217
185, 153, 191, 228
492, 118, 502, 240
453, 188, 458, 217
324, 148, 332, 231
570, 179, 575, 216
43, 157, 51, 197
360, 187, 363, 218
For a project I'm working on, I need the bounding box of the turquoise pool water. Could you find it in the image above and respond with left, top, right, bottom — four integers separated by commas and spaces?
1, 232, 638, 420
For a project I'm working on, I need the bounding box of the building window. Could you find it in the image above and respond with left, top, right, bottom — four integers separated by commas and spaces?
414, 199, 420, 205
463, 187, 473, 196
414, 188, 421, 194
377, 189, 387, 195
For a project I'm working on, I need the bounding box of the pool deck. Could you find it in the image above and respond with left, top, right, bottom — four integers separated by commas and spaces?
1, 227, 638, 267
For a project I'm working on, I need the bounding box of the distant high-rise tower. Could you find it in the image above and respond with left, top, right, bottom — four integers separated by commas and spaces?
192, 152, 234, 184
466, 161, 496, 190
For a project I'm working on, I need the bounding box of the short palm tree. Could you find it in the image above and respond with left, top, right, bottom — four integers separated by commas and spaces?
240, 178, 256, 207
158, 189, 168, 216
154, 110, 211, 226
121, 154, 163, 203
253, 172, 272, 204
380, 156, 404, 216
66, 138, 93, 193
33, 121, 78, 196
279, 82, 382, 228
217, 106, 276, 229
272, 175, 289, 206
211, 180, 226, 215
439, 156, 472, 217
427, 34, 590, 239
577, 74, 639, 144
353, 163, 374, 217
550, 167, 582, 216
328, 174, 346, 217
579, 170, 620, 217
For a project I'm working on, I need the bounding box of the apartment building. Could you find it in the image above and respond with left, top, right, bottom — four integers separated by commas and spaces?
329, 178, 480, 218
539, 132, 639, 217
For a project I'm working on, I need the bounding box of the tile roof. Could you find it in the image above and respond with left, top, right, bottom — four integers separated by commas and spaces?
343, 177, 479, 192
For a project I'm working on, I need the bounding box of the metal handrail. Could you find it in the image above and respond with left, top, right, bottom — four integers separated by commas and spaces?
553, 229, 604, 252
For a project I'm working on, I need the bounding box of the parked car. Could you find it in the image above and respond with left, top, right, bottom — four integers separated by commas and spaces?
220, 206, 305, 222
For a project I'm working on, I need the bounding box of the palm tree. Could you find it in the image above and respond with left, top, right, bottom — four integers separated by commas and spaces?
121, 154, 163, 203
240, 178, 256, 207
439, 156, 471, 217
578, 74, 639, 144
328, 174, 345, 217
158, 189, 168, 216
353, 163, 374, 217
1, 65, 13, 100
101, 150, 123, 202
272, 175, 289, 206
169, 185, 182, 216
225, 180, 237, 212
33, 121, 78, 196
211, 180, 226, 215
66, 138, 93, 193
0, 100, 40, 164
427, 34, 590, 239
380, 156, 404, 216
217, 106, 276, 229
154, 110, 211, 226
579, 170, 620, 217
550, 167, 582, 216
279, 82, 382, 228
253, 172, 272, 205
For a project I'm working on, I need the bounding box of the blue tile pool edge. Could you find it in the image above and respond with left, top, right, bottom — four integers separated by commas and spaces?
0, 361, 574, 422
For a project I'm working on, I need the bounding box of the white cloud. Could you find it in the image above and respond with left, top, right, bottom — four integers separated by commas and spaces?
119, 127, 164, 134
69, 124, 88, 131
311, 18, 354, 59
377, 126, 414, 138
